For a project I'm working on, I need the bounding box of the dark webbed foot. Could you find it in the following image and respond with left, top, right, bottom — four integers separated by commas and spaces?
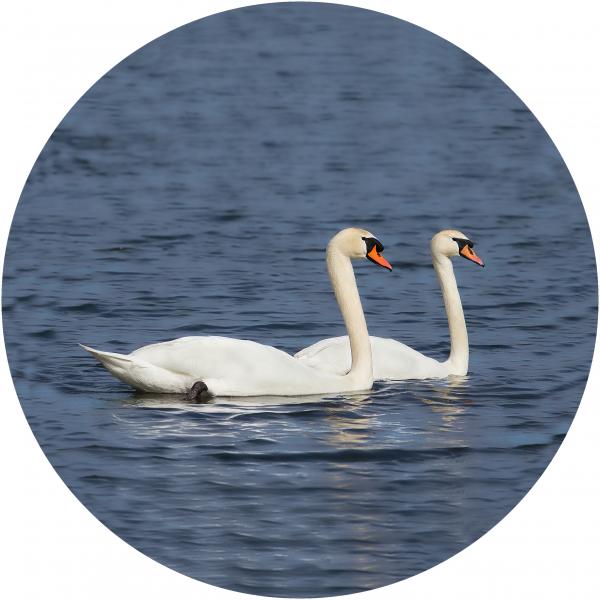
186, 381, 209, 403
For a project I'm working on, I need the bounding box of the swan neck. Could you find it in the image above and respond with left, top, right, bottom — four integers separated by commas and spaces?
433, 254, 468, 374
326, 244, 372, 384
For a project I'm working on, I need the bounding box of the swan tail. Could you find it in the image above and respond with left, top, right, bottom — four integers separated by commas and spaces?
80, 343, 148, 390
80, 344, 190, 393
79, 344, 135, 371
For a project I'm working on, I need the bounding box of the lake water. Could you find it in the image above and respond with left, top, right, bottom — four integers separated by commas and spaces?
2, 3, 596, 597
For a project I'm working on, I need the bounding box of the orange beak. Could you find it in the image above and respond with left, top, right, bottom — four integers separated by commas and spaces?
367, 245, 393, 271
459, 244, 485, 267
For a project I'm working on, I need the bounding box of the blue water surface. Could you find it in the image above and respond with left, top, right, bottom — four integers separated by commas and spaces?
3, 3, 596, 597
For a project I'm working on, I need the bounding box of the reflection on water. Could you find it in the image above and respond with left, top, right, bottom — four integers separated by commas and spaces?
417, 376, 471, 431
120, 390, 355, 409
322, 393, 374, 447
2, 3, 596, 598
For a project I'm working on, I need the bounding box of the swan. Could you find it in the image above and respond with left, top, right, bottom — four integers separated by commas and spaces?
81, 227, 392, 400
294, 230, 484, 380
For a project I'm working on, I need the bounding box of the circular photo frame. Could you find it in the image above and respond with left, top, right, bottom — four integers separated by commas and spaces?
3, 3, 597, 598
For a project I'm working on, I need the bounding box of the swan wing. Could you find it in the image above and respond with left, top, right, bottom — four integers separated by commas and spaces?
295, 336, 449, 380
294, 336, 350, 376
85, 337, 352, 396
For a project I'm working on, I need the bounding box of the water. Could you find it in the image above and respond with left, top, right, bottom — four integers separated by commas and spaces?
2, 3, 596, 597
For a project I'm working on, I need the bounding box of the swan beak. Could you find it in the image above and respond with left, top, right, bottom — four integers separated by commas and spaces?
367, 246, 393, 271
460, 245, 485, 267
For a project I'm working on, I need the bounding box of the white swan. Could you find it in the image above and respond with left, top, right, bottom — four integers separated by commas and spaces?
294, 230, 484, 380
81, 227, 392, 399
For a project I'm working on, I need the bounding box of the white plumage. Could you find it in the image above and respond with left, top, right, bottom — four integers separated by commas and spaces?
82, 227, 392, 397
295, 230, 484, 380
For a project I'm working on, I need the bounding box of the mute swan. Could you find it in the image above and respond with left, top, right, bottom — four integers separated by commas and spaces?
294, 230, 484, 380
81, 227, 392, 399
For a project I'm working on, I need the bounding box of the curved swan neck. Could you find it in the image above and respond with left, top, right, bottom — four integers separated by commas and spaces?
326, 243, 372, 384
432, 254, 468, 374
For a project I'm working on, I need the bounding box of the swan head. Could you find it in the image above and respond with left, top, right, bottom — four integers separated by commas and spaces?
329, 228, 392, 270
431, 230, 484, 267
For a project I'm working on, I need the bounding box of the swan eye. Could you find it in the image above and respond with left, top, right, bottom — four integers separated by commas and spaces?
451, 237, 473, 249
362, 236, 384, 253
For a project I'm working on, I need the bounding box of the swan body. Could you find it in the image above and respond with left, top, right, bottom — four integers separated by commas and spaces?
82, 336, 369, 396
82, 227, 392, 397
295, 230, 484, 380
